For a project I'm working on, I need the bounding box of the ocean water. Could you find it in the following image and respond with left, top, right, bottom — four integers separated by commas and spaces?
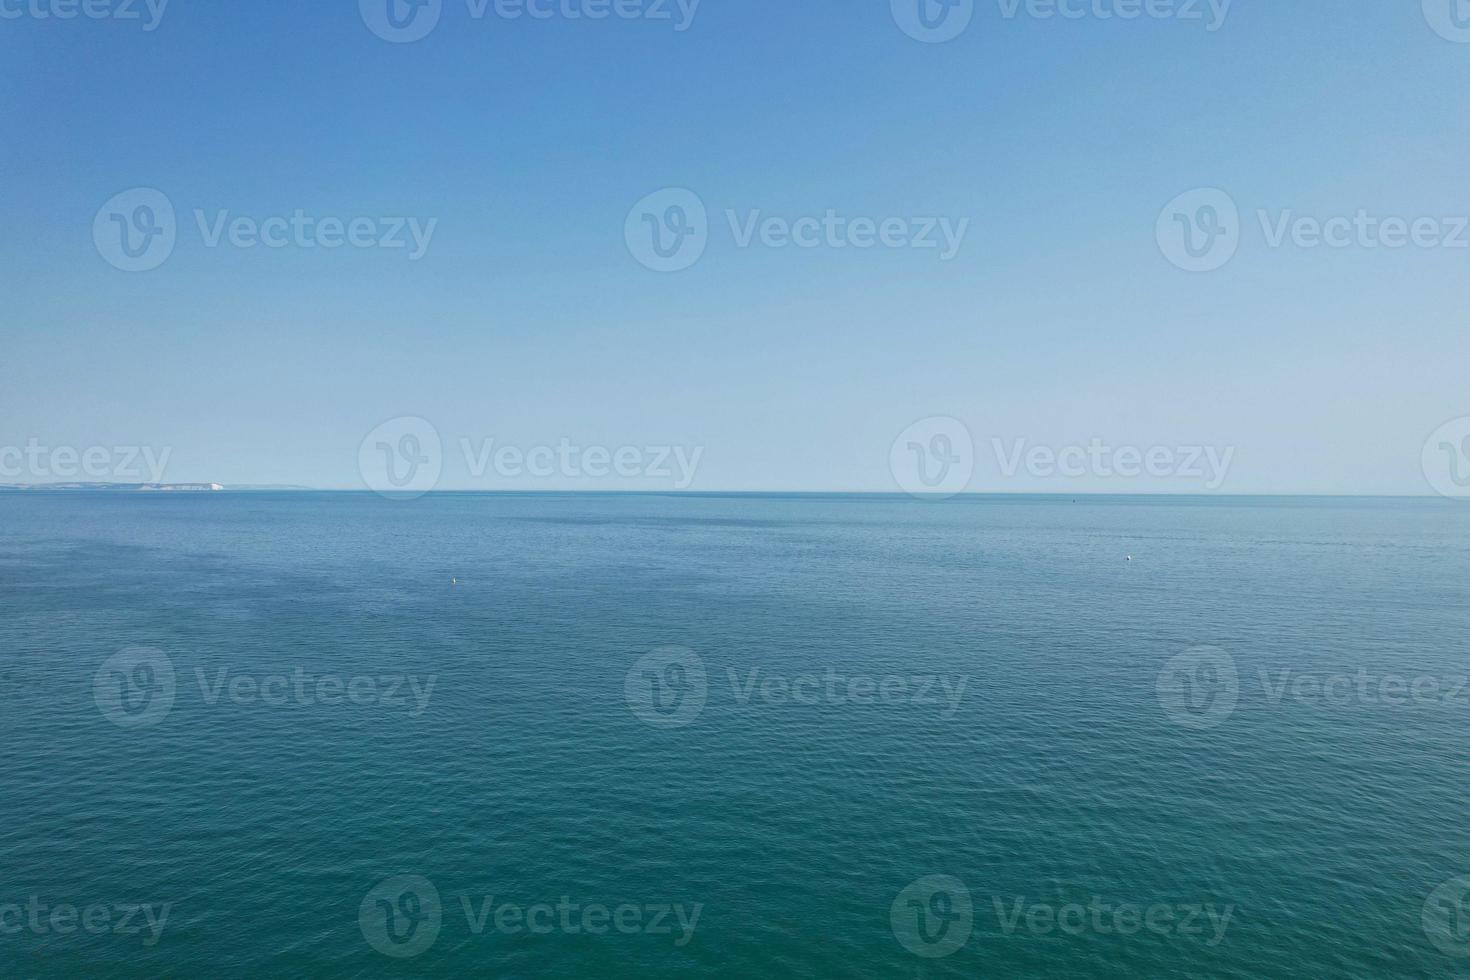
2, 491, 1469, 978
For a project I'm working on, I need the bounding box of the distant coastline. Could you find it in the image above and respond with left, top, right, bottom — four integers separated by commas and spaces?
0, 482, 226, 492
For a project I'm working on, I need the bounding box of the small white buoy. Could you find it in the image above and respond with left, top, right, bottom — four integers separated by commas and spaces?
1126, 556, 1133, 562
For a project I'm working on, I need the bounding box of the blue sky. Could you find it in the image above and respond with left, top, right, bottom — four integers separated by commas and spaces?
3, 0, 1468, 493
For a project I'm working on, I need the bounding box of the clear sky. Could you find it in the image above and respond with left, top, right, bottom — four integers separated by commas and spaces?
4, 0, 1468, 493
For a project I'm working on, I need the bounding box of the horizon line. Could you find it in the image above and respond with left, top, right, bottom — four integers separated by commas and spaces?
0, 486, 1452, 500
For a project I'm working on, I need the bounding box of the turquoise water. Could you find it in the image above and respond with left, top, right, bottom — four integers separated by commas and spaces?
3, 492, 1470, 977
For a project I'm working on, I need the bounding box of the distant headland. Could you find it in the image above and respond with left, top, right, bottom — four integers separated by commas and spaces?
0, 483, 225, 492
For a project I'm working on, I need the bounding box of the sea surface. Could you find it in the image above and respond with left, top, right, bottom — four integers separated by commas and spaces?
2, 492, 1469, 978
